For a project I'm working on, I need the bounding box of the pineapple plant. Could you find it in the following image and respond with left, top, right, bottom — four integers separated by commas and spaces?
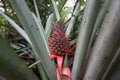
48, 21, 76, 80
1, 0, 119, 80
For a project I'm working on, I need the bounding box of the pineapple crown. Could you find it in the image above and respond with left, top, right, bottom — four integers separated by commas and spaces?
52, 21, 66, 33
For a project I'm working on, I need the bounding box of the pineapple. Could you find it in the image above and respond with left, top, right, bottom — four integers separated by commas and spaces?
48, 21, 70, 56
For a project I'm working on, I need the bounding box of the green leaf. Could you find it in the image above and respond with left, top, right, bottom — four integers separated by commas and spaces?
63, 55, 68, 67
65, 1, 81, 36
70, 39, 77, 46
33, 0, 47, 45
58, 0, 67, 11
88, 0, 112, 49
51, 0, 60, 21
72, 0, 101, 79
83, 0, 120, 79
31, 12, 50, 54
0, 11, 32, 45
33, 0, 41, 22
8, 0, 57, 80
31, 13, 49, 80
45, 13, 54, 40
102, 48, 120, 80
0, 36, 39, 80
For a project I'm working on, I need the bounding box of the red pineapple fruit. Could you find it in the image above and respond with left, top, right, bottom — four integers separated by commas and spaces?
48, 21, 70, 56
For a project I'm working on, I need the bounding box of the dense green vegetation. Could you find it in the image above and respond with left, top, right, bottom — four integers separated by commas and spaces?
0, 0, 120, 80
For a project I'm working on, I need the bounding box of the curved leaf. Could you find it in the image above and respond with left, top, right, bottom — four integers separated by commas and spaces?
8, 0, 57, 80
72, 0, 101, 79
51, 0, 60, 21
0, 36, 39, 80
0, 11, 32, 45
45, 13, 54, 40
